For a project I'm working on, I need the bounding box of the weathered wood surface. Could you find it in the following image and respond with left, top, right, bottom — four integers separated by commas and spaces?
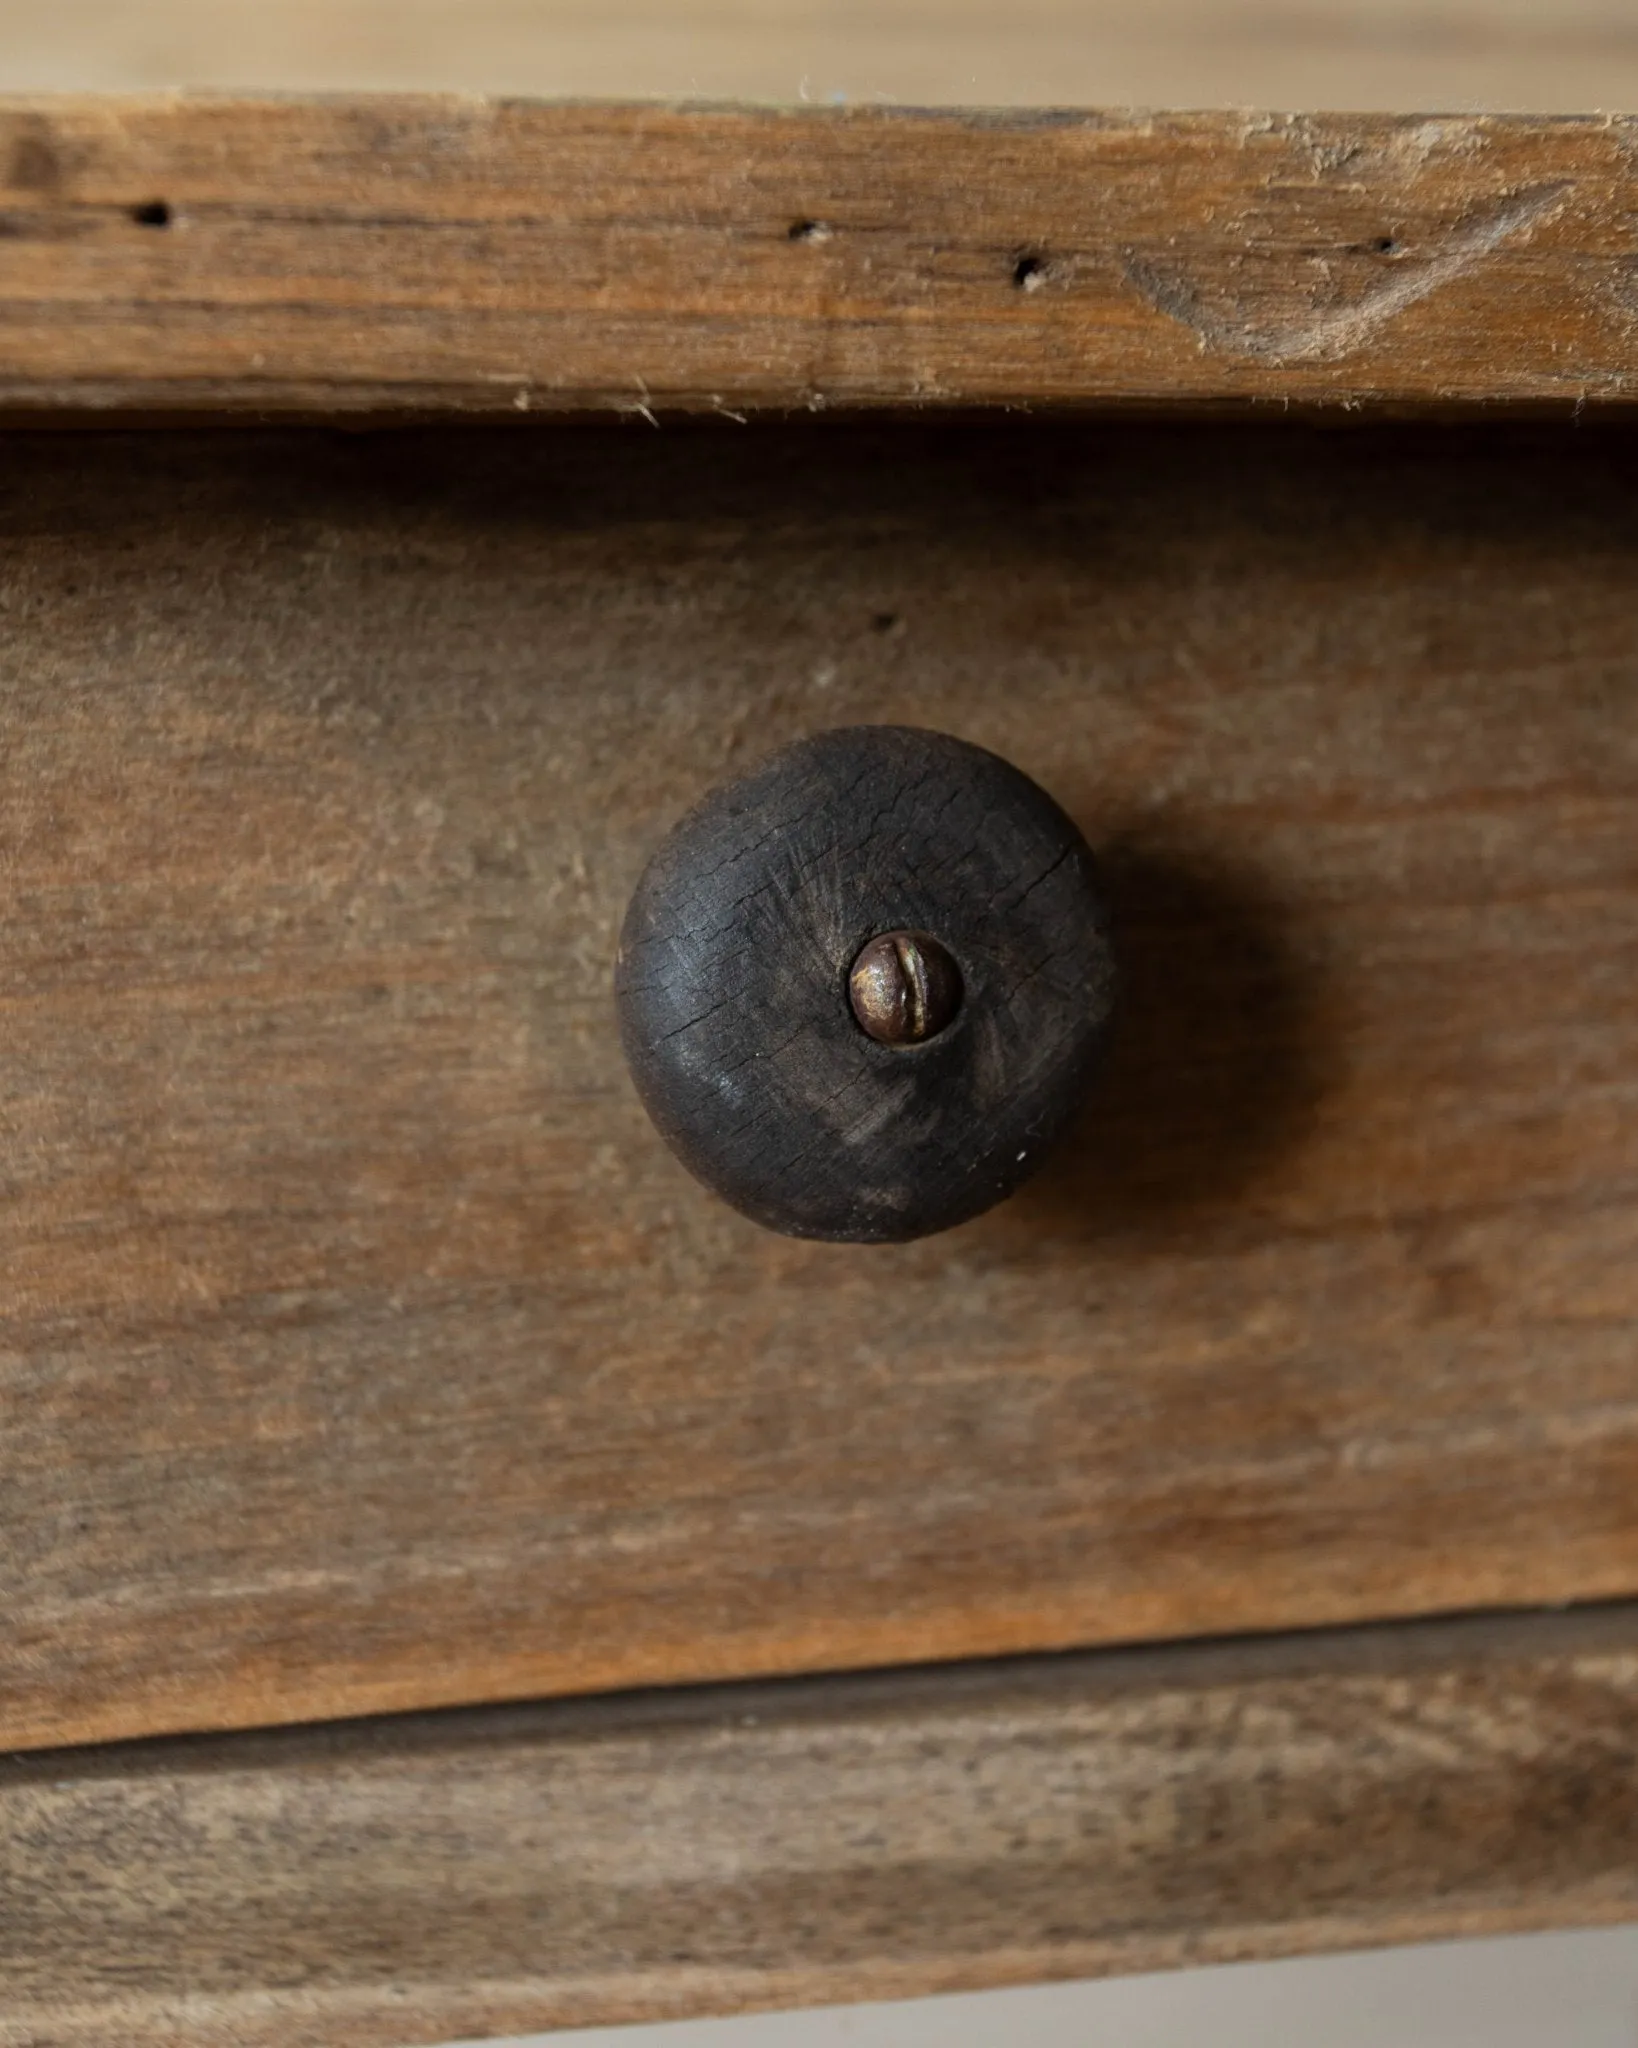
4, 418, 1638, 1752
1, 100, 1637, 414
6, 1604, 1638, 2047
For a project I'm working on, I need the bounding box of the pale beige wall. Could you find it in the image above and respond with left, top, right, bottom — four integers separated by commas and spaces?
501, 1926, 1638, 2047
0, 0, 1635, 112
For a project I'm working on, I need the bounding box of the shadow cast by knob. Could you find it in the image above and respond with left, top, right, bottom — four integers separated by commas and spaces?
990, 839, 1330, 1257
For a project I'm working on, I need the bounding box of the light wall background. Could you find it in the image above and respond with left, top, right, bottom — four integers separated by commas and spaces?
0, 0, 1636, 112
497, 1928, 1638, 2047
17, 3, 1634, 2043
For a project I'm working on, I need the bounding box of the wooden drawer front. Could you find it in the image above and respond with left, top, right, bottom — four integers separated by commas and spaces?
5, 418, 1638, 1752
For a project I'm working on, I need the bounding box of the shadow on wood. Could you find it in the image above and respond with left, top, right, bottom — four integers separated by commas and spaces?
1000, 839, 1330, 1250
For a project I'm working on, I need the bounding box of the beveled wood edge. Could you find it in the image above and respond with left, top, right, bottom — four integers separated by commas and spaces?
0, 98, 1635, 416
6, 1602, 1638, 2047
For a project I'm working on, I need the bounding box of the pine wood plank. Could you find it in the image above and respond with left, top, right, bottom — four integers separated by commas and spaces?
6, 1604, 1638, 2047
0, 99, 1636, 414
4, 418, 1638, 1751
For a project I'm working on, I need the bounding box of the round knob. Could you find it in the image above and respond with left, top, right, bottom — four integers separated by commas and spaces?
615, 725, 1116, 1243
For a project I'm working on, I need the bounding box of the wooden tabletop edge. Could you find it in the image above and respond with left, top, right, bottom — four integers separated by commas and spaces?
6, 1599, 1638, 2047
0, 96, 1633, 414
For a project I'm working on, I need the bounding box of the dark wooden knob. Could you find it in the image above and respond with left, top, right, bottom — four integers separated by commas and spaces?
615, 725, 1116, 1243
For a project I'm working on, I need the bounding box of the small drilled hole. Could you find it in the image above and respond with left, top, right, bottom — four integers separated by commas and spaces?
1372, 235, 1399, 255
788, 218, 832, 243
1012, 252, 1048, 291
870, 611, 900, 634
131, 200, 173, 227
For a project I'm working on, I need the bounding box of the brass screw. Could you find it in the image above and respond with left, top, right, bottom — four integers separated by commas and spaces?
848, 930, 963, 1047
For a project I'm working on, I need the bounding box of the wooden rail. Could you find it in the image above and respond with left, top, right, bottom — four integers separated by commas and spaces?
0, 100, 1635, 414
6, 1603, 1638, 2047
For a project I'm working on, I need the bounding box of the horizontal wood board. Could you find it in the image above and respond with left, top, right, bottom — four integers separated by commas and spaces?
3, 101, 1638, 412
5, 418, 1638, 1750
6, 1603, 1638, 2046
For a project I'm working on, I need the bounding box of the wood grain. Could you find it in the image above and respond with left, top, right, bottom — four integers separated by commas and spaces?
2, 100, 1638, 414
5, 417, 1638, 1753
7, 1603, 1638, 2047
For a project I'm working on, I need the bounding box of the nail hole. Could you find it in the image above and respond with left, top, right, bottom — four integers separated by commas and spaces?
870, 611, 900, 634
131, 200, 173, 228
1371, 235, 1399, 255
788, 218, 832, 243
1012, 252, 1049, 291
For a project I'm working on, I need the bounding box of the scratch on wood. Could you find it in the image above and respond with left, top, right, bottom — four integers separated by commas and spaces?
1123, 182, 1575, 365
